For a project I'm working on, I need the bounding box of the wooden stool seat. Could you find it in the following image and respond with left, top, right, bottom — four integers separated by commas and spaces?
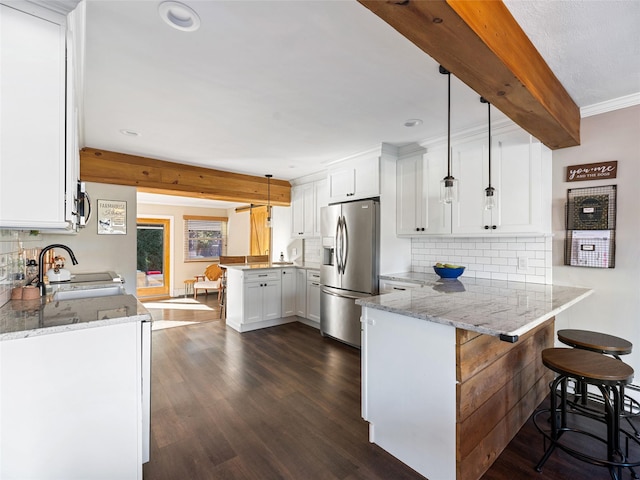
542, 348, 634, 386
558, 329, 632, 356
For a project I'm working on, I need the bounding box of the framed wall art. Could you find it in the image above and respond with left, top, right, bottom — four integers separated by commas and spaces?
97, 199, 127, 235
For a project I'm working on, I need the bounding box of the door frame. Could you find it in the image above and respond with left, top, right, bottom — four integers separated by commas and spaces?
136, 215, 174, 298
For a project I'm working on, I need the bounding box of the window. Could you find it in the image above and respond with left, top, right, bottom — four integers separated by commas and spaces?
184, 215, 228, 262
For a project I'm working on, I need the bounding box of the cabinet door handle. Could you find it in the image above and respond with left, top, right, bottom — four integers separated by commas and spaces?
392, 287, 406, 291
415, 227, 420, 231
421, 228, 425, 231
258, 274, 268, 277
484, 225, 489, 230
492, 225, 497, 230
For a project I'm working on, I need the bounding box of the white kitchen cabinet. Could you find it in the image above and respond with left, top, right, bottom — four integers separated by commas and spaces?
396, 143, 450, 236
0, 2, 81, 230
306, 270, 321, 324
328, 153, 380, 203
281, 268, 296, 317
396, 124, 550, 237
295, 268, 307, 317
291, 183, 314, 237
313, 178, 328, 237
291, 178, 328, 238
453, 128, 549, 235
0, 320, 149, 480
226, 268, 284, 332
243, 272, 281, 324
396, 146, 430, 235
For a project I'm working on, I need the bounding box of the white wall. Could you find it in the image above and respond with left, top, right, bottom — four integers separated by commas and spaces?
137, 201, 230, 294
271, 206, 292, 262
551, 105, 640, 374
39, 182, 138, 292
226, 209, 249, 256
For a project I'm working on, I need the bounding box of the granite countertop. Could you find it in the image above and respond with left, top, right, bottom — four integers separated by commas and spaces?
0, 294, 151, 341
360, 272, 593, 342
222, 263, 320, 271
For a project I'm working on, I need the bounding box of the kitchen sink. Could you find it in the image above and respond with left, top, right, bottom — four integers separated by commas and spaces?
53, 285, 125, 301
68, 271, 122, 283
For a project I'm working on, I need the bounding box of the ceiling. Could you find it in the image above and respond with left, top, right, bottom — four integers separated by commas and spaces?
82, 0, 640, 196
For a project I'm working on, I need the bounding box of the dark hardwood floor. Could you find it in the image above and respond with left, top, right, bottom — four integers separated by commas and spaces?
143, 298, 624, 480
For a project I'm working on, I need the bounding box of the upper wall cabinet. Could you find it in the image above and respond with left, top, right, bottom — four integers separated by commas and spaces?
397, 124, 551, 237
328, 153, 380, 203
0, 2, 81, 230
291, 178, 328, 238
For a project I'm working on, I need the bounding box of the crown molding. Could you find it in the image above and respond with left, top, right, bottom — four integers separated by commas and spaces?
581, 93, 640, 118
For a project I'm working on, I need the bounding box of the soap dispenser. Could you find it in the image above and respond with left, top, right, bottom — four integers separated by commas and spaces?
279, 252, 284, 262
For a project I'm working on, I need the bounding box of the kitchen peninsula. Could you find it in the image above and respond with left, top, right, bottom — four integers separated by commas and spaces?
224, 263, 321, 333
0, 294, 151, 480
358, 273, 592, 480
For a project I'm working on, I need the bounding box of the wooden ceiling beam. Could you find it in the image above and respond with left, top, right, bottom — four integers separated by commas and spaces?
80, 148, 291, 206
357, 0, 580, 149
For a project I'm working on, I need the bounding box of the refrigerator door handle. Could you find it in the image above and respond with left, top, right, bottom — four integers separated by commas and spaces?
335, 217, 342, 274
342, 215, 348, 275
321, 287, 364, 301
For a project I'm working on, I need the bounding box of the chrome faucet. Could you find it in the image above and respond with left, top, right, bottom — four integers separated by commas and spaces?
38, 244, 78, 296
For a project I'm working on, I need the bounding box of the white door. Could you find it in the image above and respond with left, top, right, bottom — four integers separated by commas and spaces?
262, 281, 282, 321
295, 269, 307, 317
396, 155, 424, 235
281, 269, 296, 317
243, 282, 263, 323
452, 137, 487, 235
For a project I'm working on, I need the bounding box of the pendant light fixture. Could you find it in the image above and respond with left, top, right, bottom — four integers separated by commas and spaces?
480, 97, 496, 210
265, 174, 272, 228
439, 65, 458, 204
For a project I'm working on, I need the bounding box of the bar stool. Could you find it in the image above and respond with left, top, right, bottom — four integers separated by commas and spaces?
534, 348, 638, 479
558, 329, 639, 437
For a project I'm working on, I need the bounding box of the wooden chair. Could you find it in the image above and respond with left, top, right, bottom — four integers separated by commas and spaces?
193, 264, 223, 299
247, 255, 269, 263
218, 256, 246, 264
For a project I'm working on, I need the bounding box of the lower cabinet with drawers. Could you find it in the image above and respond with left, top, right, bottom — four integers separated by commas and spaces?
225, 266, 321, 333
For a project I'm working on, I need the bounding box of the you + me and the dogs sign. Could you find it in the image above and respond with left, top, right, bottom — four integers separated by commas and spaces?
566, 161, 618, 182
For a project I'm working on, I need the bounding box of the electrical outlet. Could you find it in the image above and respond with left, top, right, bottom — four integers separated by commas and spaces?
518, 257, 528, 270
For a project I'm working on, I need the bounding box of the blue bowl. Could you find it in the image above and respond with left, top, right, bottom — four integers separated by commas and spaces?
433, 265, 465, 279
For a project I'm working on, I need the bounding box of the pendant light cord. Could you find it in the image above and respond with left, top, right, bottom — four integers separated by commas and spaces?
487, 100, 492, 189
446, 70, 451, 178
480, 97, 493, 192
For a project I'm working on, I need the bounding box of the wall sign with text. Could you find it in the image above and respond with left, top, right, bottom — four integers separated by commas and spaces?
566, 160, 617, 182
97, 199, 127, 235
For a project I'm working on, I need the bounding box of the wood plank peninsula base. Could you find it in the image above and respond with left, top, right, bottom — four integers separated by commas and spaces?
456, 321, 553, 480
361, 306, 554, 480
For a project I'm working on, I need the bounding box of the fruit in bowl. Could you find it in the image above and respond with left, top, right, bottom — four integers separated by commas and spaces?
433, 263, 465, 279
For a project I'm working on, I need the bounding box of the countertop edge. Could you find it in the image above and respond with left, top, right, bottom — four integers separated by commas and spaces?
0, 313, 151, 341
358, 281, 594, 341
222, 263, 320, 271
1, 294, 152, 341
504, 289, 595, 337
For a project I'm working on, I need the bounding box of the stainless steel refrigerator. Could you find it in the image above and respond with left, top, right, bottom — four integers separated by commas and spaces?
320, 198, 379, 347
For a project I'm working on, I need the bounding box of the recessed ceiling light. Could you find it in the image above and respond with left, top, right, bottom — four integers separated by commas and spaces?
404, 119, 423, 127
158, 1, 200, 32
120, 129, 140, 137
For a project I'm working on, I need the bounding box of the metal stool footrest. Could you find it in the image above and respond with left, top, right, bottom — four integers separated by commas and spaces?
535, 374, 640, 479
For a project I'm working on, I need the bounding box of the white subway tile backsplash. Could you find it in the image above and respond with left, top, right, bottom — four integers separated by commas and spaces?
412, 235, 552, 284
